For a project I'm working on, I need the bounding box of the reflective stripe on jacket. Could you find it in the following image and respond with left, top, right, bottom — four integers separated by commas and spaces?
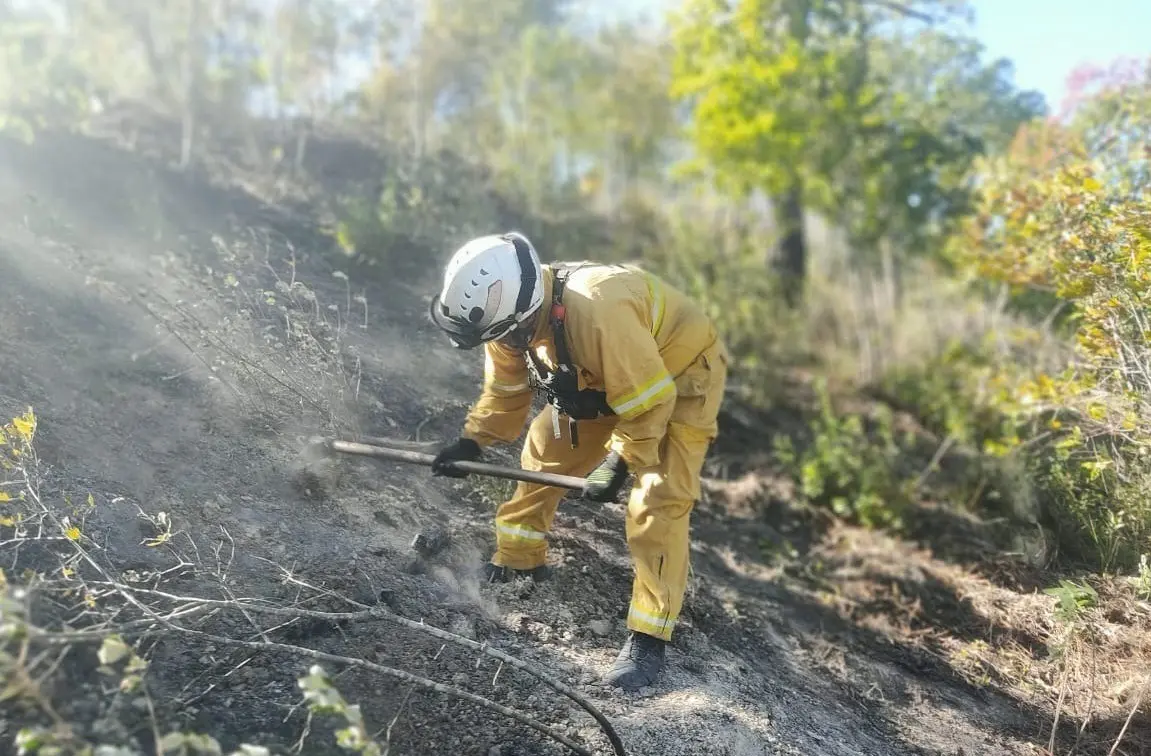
462, 262, 723, 470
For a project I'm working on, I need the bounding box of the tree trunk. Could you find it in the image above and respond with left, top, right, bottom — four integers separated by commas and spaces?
178, 0, 202, 172
179, 107, 194, 170
880, 239, 903, 312
293, 117, 310, 175
775, 183, 807, 308
411, 44, 425, 162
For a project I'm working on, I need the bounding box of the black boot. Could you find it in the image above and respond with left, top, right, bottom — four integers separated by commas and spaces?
604, 631, 666, 690
483, 562, 551, 584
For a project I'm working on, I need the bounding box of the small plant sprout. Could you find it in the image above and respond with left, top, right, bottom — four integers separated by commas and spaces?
298, 665, 383, 756
1135, 554, 1151, 601
136, 507, 175, 548
1044, 579, 1098, 625
333, 270, 350, 316
354, 293, 368, 328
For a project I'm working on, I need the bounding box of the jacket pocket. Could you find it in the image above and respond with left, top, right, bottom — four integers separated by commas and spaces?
673, 355, 710, 398
671, 342, 728, 436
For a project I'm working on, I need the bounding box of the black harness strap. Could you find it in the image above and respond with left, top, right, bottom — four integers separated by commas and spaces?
505, 233, 538, 317
524, 265, 613, 449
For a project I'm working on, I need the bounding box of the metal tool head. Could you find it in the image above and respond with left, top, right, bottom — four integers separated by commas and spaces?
292, 435, 342, 501
302, 434, 334, 459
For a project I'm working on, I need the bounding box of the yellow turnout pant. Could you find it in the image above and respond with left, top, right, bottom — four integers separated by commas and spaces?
491, 340, 728, 642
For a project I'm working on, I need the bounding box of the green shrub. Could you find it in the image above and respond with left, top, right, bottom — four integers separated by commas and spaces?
773, 380, 914, 530
879, 339, 1016, 450
644, 214, 812, 407
1024, 430, 1151, 571
950, 71, 1151, 572
330, 151, 506, 272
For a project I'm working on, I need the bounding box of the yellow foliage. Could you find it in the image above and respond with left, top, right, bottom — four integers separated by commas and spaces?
11, 410, 35, 441
955, 118, 1151, 440
950, 70, 1151, 568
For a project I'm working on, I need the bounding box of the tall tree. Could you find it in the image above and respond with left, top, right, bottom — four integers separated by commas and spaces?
667, 0, 1025, 303
0, 2, 94, 138
358, 0, 574, 159
837, 27, 1045, 260
583, 22, 678, 207
670, 0, 875, 302
61, 0, 266, 167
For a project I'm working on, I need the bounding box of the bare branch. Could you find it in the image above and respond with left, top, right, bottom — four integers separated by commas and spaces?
381, 684, 417, 755
1109, 674, 1150, 756
1, 405, 625, 755
862, 0, 937, 23
26, 581, 626, 756
82, 582, 625, 755
167, 623, 597, 756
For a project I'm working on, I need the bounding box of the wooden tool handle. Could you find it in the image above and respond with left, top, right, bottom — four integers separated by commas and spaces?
326, 440, 588, 492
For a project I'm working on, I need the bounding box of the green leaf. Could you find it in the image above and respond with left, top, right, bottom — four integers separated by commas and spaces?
98, 635, 131, 666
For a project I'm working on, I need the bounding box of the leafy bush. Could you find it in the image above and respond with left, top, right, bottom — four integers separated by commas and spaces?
644, 212, 811, 406
1025, 431, 1151, 570
330, 147, 636, 281
950, 64, 1151, 571
879, 339, 1017, 451
773, 381, 914, 529
330, 151, 508, 272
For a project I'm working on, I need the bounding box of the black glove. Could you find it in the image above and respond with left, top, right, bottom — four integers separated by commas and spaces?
431, 438, 481, 478
584, 451, 629, 502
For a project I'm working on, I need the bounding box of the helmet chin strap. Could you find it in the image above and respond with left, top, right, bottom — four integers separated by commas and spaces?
500, 309, 539, 349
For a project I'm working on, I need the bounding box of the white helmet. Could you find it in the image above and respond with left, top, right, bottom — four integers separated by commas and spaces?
428, 232, 544, 349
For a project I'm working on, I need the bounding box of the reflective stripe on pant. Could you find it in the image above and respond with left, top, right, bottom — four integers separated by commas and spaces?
624, 419, 714, 640
624, 340, 727, 642
493, 406, 616, 570
494, 340, 728, 642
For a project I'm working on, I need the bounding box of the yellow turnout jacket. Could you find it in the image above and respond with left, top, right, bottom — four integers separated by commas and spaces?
461, 262, 724, 470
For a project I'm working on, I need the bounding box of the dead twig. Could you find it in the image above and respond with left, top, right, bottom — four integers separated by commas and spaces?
381, 684, 417, 756
1049, 641, 1073, 755
30, 582, 626, 756
293, 709, 313, 755
912, 434, 955, 492
126, 294, 248, 405
167, 623, 596, 756
1108, 675, 1149, 756
5, 421, 622, 756
80, 583, 626, 756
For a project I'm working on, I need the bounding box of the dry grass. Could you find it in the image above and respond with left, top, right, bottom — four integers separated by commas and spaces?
798, 257, 1071, 393
781, 514, 1151, 755
713, 243, 1151, 754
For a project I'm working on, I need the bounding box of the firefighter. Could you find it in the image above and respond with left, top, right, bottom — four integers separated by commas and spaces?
427, 232, 728, 690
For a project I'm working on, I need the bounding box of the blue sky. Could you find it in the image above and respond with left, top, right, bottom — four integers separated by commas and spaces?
968, 0, 1151, 112
603, 0, 1151, 113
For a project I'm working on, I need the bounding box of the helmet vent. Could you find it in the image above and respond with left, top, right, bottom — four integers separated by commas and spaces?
468, 306, 484, 323
485, 280, 503, 317
480, 268, 489, 275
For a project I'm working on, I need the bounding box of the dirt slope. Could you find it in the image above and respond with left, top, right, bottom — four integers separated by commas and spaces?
0, 131, 1065, 756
